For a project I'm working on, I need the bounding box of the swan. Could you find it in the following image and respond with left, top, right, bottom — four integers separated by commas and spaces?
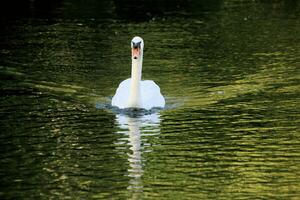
112, 36, 165, 110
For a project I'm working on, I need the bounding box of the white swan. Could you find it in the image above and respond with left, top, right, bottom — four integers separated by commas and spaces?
112, 36, 165, 110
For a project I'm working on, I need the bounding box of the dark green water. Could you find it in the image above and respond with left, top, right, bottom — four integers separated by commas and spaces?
1, 0, 300, 199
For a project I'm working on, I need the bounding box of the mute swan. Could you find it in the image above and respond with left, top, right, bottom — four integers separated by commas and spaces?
112, 36, 165, 110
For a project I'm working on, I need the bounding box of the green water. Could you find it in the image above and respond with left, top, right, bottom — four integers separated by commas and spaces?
1, 0, 300, 199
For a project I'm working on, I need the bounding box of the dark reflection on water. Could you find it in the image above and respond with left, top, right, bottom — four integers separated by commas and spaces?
1, 0, 300, 199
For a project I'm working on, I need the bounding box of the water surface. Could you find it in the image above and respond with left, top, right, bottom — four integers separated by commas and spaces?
1, 0, 300, 199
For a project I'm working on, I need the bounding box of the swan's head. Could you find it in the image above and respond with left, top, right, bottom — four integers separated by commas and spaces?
131, 36, 144, 60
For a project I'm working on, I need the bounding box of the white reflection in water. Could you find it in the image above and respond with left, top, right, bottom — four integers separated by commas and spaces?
116, 113, 161, 196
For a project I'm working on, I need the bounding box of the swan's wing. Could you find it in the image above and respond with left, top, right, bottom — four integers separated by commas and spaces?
111, 78, 131, 109
141, 80, 165, 109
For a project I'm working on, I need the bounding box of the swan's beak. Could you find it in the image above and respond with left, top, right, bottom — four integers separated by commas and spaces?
132, 47, 140, 59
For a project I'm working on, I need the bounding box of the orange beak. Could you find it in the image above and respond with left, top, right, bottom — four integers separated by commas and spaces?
132, 48, 140, 59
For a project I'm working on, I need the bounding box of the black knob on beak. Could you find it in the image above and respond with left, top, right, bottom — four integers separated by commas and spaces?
132, 41, 141, 49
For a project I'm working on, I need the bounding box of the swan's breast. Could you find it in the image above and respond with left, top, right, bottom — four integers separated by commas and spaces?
112, 79, 165, 110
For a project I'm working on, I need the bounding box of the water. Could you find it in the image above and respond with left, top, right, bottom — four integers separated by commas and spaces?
1, 0, 300, 199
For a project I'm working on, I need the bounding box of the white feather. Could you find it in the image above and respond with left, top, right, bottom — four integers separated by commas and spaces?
112, 78, 165, 110
111, 36, 165, 110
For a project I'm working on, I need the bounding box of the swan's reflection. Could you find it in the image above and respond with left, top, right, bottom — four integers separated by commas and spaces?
116, 113, 161, 196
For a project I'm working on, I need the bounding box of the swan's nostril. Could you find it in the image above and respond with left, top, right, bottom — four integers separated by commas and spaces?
134, 56, 137, 59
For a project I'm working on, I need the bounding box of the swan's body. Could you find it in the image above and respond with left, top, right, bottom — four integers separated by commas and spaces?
112, 78, 165, 110
112, 36, 165, 110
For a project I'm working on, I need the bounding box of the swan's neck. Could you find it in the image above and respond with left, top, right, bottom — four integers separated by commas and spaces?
128, 55, 143, 108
